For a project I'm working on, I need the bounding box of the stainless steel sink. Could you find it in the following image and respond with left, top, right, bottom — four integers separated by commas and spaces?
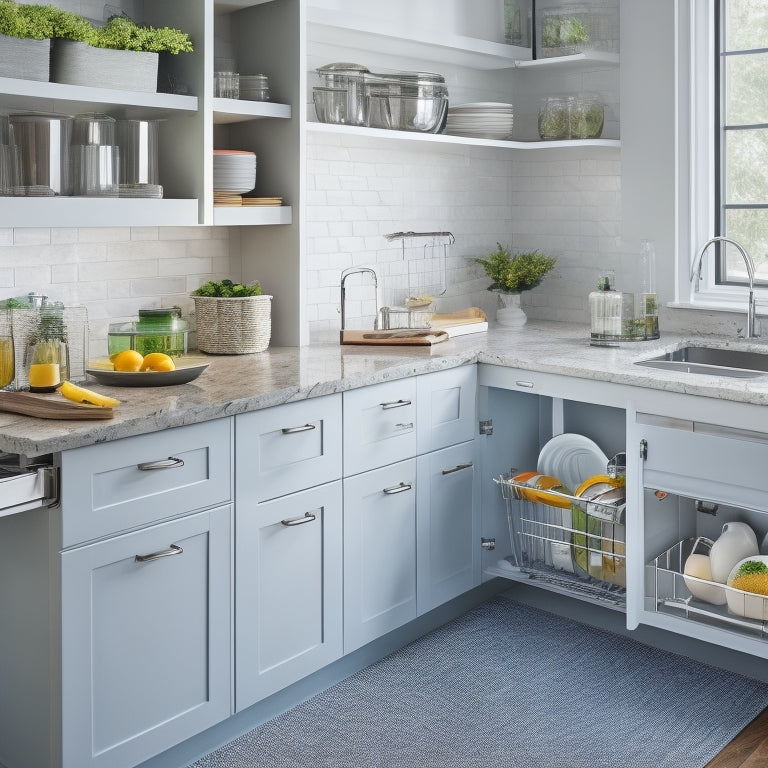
635, 346, 768, 378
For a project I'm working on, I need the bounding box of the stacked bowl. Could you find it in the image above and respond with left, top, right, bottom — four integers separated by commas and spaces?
213, 149, 257, 195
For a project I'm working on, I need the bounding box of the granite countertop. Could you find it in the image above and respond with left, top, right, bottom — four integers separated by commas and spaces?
5, 321, 768, 457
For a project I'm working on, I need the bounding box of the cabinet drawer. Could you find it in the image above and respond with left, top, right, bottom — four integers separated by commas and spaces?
636, 414, 768, 511
60, 419, 232, 547
416, 365, 476, 454
343, 378, 417, 476
236, 394, 341, 502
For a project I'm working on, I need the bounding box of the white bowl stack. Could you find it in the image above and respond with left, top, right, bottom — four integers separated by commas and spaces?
213, 149, 257, 195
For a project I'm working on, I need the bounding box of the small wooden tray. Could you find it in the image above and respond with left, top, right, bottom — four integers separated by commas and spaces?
0, 391, 114, 420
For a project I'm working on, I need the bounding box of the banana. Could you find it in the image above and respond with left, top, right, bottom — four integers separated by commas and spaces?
59, 381, 121, 408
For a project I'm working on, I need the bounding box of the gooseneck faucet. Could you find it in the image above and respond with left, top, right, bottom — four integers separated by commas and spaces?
690, 236, 758, 338
340, 266, 379, 331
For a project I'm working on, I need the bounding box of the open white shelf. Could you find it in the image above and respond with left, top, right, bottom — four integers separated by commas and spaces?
0, 198, 199, 228
306, 121, 620, 150
307, 7, 531, 70
212, 205, 293, 226
213, 98, 292, 125
0, 77, 198, 119
515, 51, 620, 70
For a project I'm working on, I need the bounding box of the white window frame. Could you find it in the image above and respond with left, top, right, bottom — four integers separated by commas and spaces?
675, 0, 761, 311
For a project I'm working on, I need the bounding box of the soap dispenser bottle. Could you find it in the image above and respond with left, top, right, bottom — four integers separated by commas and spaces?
590, 271, 624, 344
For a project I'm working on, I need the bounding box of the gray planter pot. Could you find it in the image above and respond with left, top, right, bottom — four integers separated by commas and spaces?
0, 35, 50, 81
51, 40, 158, 93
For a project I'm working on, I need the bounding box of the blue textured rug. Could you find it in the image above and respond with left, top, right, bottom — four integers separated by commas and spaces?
192, 596, 768, 768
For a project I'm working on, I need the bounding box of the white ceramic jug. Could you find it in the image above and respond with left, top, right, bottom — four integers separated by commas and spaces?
709, 522, 759, 584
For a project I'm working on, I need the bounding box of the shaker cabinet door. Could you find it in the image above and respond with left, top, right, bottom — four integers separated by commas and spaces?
416, 365, 477, 454
60, 506, 231, 768
235, 481, 343, 711
417, 441, 479, 614
343, 459, 417, 653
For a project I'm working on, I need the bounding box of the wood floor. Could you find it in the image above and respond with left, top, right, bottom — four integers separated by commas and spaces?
706, 707, 768, 767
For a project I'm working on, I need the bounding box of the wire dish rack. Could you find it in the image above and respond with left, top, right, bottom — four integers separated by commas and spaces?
649, 537, 768, 637
494, 472, 626, 607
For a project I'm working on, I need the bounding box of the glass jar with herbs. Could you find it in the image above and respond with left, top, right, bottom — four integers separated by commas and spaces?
568, 94, 604, 139
538, 97, 569, 140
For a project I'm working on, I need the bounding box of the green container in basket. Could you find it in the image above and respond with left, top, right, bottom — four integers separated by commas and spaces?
192, 294, 272, 354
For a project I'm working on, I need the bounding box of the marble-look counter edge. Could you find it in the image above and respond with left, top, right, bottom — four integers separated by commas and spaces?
5, 321, 768, 456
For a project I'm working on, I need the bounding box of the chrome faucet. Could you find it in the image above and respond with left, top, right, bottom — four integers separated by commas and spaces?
690, 236, 758, 338
340, 267, 379, 331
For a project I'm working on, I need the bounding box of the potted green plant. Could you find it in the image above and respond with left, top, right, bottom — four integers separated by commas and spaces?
191, 279, 273, 354
51, 12, 193, 93
0, 1, 93, 81
474, 243, 556, 326
540, 13, 590, 57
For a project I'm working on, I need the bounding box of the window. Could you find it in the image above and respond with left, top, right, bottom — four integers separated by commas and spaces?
717, 0, 768, 285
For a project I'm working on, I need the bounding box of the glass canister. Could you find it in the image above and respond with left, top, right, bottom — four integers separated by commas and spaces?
316, 62, 370, 126
10, 113, 73, 196
239, 74, 270, 101
116, 119, 160, 186
538, 97, 569, 140
568, 94, 604, 139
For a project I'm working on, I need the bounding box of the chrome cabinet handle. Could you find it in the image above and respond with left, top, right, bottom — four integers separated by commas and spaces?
281, 511, 317, 526
281, 424, 316, 434
137, 457, 185, 471
394, 422, 414, 431
380, 399, 411, 410
383, 482, 412, 495
441, 462, 473, 476
135, 544, 183, 563
515, 380, 534, 389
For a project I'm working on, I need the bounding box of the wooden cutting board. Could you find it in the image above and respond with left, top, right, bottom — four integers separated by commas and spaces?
0, 391, 115, 420
340, 329, 449, 346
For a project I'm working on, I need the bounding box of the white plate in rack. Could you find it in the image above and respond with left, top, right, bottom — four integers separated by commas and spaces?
537, 433, 609, 492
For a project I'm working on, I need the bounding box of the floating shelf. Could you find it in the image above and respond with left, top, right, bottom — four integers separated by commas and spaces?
0, 198, 199, 228
306, 122, 620, 150
515, 52, 620, 70
213, 98, 292, 125
307, 8, 531, 70
0, 77, 198, 119
212, 205, 293, 226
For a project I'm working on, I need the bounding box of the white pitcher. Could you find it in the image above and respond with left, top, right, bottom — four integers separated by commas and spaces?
709, 522, 759, 584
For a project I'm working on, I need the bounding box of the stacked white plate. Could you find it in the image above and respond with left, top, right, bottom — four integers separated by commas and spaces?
445, 102, 514, 140
213, 149, 257, 194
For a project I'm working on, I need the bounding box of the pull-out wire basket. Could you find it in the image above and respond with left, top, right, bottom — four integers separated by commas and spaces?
494, 472, 626, 607
649, 537, 768, 637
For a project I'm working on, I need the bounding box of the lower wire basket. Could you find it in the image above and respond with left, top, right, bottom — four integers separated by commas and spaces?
494, 473, 626, 608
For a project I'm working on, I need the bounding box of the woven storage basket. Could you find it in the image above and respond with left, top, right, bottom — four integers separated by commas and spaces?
193, 295, 272, 354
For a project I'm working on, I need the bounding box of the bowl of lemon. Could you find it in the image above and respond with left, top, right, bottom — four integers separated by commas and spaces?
87, 350, 208, 387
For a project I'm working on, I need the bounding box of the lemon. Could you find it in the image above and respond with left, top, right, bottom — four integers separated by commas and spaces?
139, 352, 176, 372
112, 349, 144, 372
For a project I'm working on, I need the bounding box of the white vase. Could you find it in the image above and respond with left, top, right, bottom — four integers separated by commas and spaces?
495, 291, 527, 327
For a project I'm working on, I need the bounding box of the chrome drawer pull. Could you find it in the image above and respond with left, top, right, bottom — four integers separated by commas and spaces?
380, 399, 411, 410
281, 423, 316, 434
441, 462, 473, 476
383, 482, 412, 495
515, 380, 534, 389
137, 457, 185, 471
135, 544, 183, 563
394, 422, 414, 431
281, 511, 317, 526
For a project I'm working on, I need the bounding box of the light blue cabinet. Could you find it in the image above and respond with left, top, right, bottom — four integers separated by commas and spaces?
60, 506, 231, 768
417, 440, 479, 614
235, 481, 343, 710
343, 458, 418, 653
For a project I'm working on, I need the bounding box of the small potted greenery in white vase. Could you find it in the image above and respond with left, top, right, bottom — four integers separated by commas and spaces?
474, 243, 556, 327
51, 13, 193, 93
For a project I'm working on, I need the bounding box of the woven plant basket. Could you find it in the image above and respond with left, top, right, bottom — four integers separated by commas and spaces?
193, 294, 272, 354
